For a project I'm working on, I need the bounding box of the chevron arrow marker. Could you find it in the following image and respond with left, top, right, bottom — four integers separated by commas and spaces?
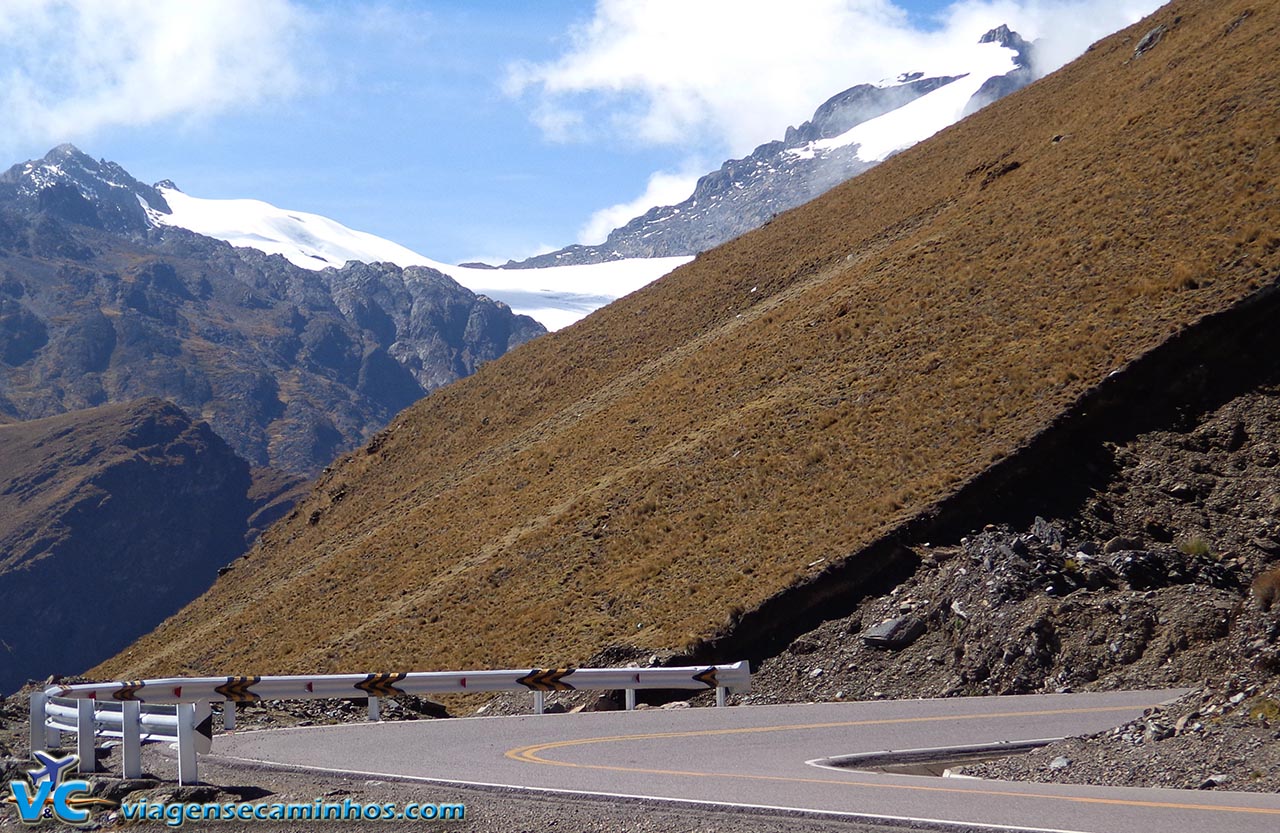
213, 676, 261, 702
112, 681, 144, 701
354, 673, 407, 698
516, 668, 576, 691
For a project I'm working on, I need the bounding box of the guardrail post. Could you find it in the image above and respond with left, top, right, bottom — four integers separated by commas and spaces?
533, 691, 545, 715
716, 686, 727, 707
76, 700, 98, 773
367, 697, 380, 721
176, 703, 198, 785
625, 689, 636, 711
29, 692, 47, 753
223, 702, 236, 731
121, 701, 142, 779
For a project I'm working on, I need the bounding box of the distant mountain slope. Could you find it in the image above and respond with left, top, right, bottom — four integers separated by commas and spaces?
509, 25, 1035, 268
0, 399, 253, 694
0, 148, 544, 473
98, 0, 1279, 683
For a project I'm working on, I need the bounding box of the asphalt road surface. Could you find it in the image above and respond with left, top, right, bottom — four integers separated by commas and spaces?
213, 690, 1280, 832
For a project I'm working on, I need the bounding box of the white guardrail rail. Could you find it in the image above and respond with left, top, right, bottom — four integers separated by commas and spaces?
31, 662, 751, 784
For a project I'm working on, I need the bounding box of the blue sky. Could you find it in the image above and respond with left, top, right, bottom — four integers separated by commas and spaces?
0, 1, 1160, 264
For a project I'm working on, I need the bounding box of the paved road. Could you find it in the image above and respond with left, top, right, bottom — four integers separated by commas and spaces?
213, 690, 1280, 832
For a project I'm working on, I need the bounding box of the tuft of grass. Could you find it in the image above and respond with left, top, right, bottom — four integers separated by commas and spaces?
1249, 698, 1280, 723
1179, 537, 1213, 558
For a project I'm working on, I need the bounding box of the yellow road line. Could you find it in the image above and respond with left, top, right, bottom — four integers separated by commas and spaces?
506, 704, 1280, 817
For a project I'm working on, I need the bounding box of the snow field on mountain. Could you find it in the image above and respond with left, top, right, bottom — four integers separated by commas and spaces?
153, 187, 689, 330
789, 40, 1020, 163
443, 258, 693, 331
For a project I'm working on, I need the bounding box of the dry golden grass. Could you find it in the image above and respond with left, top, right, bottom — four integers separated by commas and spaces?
100, 0, 1280, 680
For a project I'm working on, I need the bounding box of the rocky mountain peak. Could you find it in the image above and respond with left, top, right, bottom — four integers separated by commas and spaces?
0, 144, 171, 233
980, 24, 1034, 69
44, 142, 92, 163
963, 25, 1036, 115
979, 23, 1016, 45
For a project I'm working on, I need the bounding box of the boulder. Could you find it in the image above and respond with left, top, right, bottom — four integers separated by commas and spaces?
862, 616, 926, 650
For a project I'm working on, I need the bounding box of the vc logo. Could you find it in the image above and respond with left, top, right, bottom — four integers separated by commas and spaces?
4, 751, 115, 825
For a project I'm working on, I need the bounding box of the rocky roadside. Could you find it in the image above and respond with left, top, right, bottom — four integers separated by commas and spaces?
741, 384, 1280, 792
958, 676, 1280, 791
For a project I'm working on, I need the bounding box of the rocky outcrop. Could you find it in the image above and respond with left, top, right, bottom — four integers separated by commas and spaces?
729, 370, 1280, 792
0, 399, 255, 694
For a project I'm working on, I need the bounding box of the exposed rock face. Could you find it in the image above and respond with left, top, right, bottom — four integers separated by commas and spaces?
0, 155, 545, 473
0, 399, 253, 694
510, 27, 1037, 267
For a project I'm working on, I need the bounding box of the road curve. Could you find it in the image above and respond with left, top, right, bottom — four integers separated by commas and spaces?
213, 690, 1280, 832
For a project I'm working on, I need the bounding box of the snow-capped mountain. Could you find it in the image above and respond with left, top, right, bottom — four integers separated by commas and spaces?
0, 143, 170, 234
786, 25, 1031, 164
508, 25, 1035, 268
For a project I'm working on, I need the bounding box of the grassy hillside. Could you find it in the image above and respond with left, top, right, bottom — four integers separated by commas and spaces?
100, 0, 1280, 680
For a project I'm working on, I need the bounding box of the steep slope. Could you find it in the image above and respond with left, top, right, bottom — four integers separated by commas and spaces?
510, 25, 1035, 267
100, 0, 1280, 682
0, 158, 544, 473
0, 399, 253, 694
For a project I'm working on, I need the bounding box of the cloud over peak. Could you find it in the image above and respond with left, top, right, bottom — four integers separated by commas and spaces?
508, 0, 1165, 159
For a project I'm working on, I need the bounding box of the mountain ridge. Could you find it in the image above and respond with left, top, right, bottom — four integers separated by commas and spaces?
506, 24, 1037, 268
7, 150, 686, 331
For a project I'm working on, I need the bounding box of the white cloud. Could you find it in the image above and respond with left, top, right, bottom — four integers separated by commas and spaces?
578, 169, 701, 245
0, 0, 306, 154
930, 1, 1168, 78
506, 0, 914, 154
508, 0, 1164, 158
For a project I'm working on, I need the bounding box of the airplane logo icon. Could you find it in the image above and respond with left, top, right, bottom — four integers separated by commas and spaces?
26, 751, 78, 787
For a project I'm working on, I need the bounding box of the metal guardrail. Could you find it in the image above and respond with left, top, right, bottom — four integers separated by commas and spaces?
33, 662, 751, 784
31, 694, 204, 784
